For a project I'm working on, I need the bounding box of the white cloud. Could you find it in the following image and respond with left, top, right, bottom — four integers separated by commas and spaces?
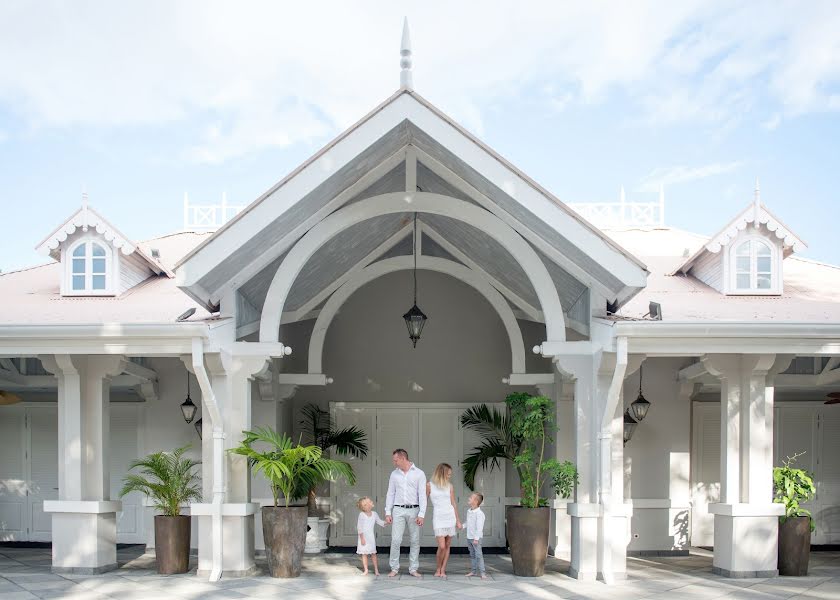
0, 1, 839, 161
762, 114, 782, 131
638, 161, 744, 192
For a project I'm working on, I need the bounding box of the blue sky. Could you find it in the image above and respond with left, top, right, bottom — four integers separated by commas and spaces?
1, 1, 839, 273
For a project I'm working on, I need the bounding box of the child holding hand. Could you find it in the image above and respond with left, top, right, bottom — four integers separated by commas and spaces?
465, 492, 488, 579
356, 496, 386, 575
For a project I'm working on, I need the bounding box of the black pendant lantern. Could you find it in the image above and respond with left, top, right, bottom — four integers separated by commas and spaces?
180, 372, 198, 423
630, 364, 651, 422
194, 417, 203, 439
402, 213, 427, 347
623, 410, 638, 445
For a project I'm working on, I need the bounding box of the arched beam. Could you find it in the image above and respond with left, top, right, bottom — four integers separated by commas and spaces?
307, 256, 528, 375
259, 192, 566, 342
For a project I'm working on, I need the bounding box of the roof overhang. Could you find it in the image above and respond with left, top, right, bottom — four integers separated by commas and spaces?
176, 90, 648, 315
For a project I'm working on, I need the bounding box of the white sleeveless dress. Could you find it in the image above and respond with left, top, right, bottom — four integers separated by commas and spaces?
429, 482, 458, 537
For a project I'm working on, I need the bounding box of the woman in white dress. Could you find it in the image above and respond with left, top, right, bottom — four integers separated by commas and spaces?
356, 496, 386, 575
426, 463, 462, 578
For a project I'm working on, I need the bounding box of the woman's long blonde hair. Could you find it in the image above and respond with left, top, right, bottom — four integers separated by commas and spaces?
431, 463, 452, 488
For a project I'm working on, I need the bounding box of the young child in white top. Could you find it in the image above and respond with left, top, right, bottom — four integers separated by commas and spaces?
465, 492, 488, 579
356, 496, 386, 575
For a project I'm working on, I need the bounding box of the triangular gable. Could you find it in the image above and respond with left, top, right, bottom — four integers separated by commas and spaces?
176, 89, 648, 310
36, 205, 171, 276
672, 200, 807, 275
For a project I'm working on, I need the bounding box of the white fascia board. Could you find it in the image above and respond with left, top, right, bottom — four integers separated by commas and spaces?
615, 321, 840, 356
401, 94, 648, 291
175, 92, 410, 290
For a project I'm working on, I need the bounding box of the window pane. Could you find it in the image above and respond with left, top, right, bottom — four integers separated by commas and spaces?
92, 243, 106, 257
72, 258, 85, 274
73, 244, 86, 257
92, 275, 106, 290
736, 256, 750, 272
736, 241, 751, 256
757, 256, 771, 273
72, 275, 85, 290
92, 258, 106, 274
756, 242, 771, 256
757, 274, 771, 289
736, 274, 751, 289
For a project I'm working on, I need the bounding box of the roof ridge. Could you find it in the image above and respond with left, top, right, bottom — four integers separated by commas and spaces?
0, 262, 55, 277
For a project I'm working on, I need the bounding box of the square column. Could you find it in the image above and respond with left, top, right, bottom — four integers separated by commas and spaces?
40, 355, 127, 574
186, 352, 269, 577
702, 354, 790, 578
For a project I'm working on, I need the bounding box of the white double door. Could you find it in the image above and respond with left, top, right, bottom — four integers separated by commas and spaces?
0, 403, 144, 543
330, 402, 505, 548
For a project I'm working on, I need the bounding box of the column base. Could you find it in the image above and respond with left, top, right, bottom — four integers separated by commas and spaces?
568, 503, 599, 580
709, 504, 784, 578
191, 503, 258, 575
45, 501, 121, 574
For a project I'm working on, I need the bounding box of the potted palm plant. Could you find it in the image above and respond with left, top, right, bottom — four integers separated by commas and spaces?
774, 452, 816, 576
120, 445, 201, 574
462, 392, 578, 577
299, 404, 368, 553
229, 427, 356, 578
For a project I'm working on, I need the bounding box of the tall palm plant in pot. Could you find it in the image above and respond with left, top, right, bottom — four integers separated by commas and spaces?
120, 445, 201, 574
462, 392, 578, 577
229, 427, 356, 578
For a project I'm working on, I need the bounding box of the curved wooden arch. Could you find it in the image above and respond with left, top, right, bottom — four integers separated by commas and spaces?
259, 192, 566, 342
307, 256, 527, 375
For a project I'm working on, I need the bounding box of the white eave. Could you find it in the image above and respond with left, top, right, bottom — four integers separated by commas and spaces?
35, 205, 172, 276
672, 201, 807, 275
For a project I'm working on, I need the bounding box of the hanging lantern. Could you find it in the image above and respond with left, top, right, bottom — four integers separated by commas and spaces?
194, 417, 203, 439
630, 364, 651, 422
623, 410, 638, 445
180, 372, 197, 423
402, 213, 427, 347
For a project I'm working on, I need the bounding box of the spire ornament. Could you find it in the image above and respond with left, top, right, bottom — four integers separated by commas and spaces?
400, 17, 413, 90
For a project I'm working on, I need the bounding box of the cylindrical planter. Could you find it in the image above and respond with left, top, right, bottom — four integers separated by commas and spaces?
154, 515, 191, 574
507, 506, 551, 577
778, 516, 811, 576
262, 506, 308, 578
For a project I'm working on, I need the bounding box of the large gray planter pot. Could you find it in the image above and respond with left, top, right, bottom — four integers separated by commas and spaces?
153, 515, 191, 575
507, 506, 550, 577
262, 506, 308, 578
778, 516, 811, 576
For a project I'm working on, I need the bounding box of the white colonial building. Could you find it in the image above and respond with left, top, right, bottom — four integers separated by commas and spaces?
2, 26, 839, 584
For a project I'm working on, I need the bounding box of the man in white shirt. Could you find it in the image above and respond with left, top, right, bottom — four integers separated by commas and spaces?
384, 448, 427, 577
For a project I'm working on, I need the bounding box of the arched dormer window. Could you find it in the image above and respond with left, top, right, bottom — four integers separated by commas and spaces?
731, 238, 776, 293
66, 239, 112, 294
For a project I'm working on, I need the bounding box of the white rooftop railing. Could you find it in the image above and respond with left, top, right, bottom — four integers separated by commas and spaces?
568, 187, 665, 229
183, 193, 246, 231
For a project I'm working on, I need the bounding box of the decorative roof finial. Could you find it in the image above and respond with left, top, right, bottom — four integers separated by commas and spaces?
753, 177, 761, 228
400, 17, 413, 90
82, 184, 89, 232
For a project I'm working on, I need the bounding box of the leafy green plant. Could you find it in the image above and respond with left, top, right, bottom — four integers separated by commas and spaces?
773, 452, 817, 532
120, 445, 201, 517
229, 427, 356, 508
299, 404, 368, 515
461, 392, 578, 508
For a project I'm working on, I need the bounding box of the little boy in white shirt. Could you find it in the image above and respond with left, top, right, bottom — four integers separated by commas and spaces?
465, 492, 487, 579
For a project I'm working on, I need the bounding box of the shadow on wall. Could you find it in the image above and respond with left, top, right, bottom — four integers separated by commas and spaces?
672, 509, 689, 550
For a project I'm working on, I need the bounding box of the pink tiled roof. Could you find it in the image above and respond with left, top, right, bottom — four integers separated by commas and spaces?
605, 227, 840, 322
0, 231, 214, 325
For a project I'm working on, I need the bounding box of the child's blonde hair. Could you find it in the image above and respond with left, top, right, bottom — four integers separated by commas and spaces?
431, 463, 452, 488
471, 492, 484, 506
357, 496, 372, 510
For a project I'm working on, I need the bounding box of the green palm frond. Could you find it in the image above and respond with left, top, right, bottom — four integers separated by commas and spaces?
462, 437, 511, 490
323, 427, 368, 458
120, 444, 201, 517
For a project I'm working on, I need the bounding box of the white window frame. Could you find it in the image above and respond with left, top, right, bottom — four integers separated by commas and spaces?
725, 234, 782, 296
62, 237, 117, 296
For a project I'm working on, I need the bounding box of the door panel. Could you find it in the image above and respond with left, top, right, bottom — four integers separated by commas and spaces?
28, 407, 58, 541
419, 408, 461, 545
375, 408, 418, 547
0, 406, 26, 541
110, 405, 144, 543
817, 411, 840, 544
332, 407, 376, 544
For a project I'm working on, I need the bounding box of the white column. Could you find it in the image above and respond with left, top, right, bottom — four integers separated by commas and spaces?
40, 355, 127, 574
702, 354, 786, 578
187, 352, 269, 577
546, 376, 574, 560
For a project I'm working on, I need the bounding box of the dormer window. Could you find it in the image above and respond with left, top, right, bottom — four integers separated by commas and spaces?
728, 236, 779, 295
67, 239, 112, 294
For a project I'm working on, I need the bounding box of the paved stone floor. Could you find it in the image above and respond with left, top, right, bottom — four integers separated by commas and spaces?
1, 546, 839, 600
